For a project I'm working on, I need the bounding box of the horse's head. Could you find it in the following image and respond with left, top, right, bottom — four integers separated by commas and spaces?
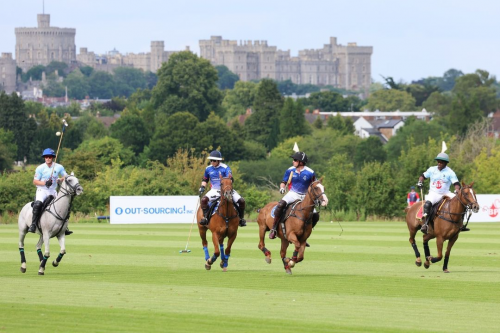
63, 172, 84, 196
308, 177, 328, 207
458, 181, 479, 213
220, 174, 233, 202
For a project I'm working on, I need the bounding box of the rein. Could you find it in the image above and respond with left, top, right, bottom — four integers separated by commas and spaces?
45, 176, 80, 222
289, 181, 324, 223
437, 187, 477, 224
216, 180, 238, 229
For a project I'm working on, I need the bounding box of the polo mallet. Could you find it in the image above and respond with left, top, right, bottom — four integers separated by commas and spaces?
179, 196, 200, 253
50, 119, 68, 178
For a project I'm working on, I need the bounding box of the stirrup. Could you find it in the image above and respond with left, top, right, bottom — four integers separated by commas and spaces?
28, 224, 37, 233
200, 217, 208, 226
65, 229, 73, 235
239, 218, 246, 227
269, 229, 277, 239
460, 226, 470, 232
420, 224, 428, 234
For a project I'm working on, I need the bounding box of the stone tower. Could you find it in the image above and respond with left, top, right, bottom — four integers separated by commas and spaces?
15, 14, 76, 72
0, 53, 17, 93
150, 41, 165, 73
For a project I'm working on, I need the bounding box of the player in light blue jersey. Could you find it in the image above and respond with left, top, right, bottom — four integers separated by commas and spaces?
269, 151, 320, 239
416, 152, 467, 234
198, 150, 246, 227
28, 148, 73, 235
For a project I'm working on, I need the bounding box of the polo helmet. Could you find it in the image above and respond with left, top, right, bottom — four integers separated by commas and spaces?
434, 152, 450, 163
207, 150, 223, 161
290, 151, 308, 164
41, 148, 56, 157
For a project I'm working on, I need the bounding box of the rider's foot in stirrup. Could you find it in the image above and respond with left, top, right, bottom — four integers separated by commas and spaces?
239, 218, 246, 227
269, 229, 277, 239
420, 224, 428, 234
28, 224, 37, 233
200, 217, 208, 226
460, 226, 470, 232
306, 242, 310, 247
65, 229, 73, 235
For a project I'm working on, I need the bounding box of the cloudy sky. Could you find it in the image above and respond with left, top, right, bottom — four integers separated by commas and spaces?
1, 0, 498, 83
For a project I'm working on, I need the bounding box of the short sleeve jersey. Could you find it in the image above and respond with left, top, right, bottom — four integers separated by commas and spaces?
282, 166, 316, 195
423, 165, 459, 195
203, 163, 232, 190
34, 163, 68, 191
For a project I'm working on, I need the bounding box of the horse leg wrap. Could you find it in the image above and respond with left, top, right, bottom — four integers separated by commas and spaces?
261, 247, 271, 256
203, 246, 210, 261
443, 256, 450, 271
411, 243, 420, 258
19, 248, 26, 264
56, 252, 65, 263
37, 249, 43, 262
281, 258, 289, 269
222, 254, 230, 268
210, 254, 219, 264
423, 242, 430, 258
292, 251, 299, 262
40, 255, 50, 268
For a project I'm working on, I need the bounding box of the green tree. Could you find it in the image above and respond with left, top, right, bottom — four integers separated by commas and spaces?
73, 114, 109, 140
151, 51, 223, 121
113, 67, 147, 97
80, 66, 94, 77
452, 70, 498, 116
303, 91, 348, 111
46, 61, 68, 77
353, 136, 386, 168
76, 137, 134, 166
0, 129, 17, 170
472, 147, 500, 193
64, 68, 90, 99
42, 73, 65, 97
148, 112, 199, 162
88, 71, 116, 99
448, 94, 483, 135
110, 108, 151, 154
244, 79, 283, 150
216, 65, 239, 90
365, 89, 416, 111
24, 65, 46, 82
323, 154, 356, 213
222, 81, 257, 120
439, 68, 464, 91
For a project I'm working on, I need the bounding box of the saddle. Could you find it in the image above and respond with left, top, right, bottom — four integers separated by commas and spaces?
31, 195, 54, 228
206, 199, 240, 223
416, 197, 449, 227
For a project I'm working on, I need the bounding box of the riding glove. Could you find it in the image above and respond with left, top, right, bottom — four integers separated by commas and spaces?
279, 188, 286, 194
45, 179, 53, 188
199, 186, 205, 196
416, 181, 423, 189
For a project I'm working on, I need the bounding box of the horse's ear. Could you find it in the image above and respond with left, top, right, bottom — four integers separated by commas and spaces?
461, 180, 465, 187
71, 171, 74, 176
470, 181, 474, 187
319, 176, 324, 183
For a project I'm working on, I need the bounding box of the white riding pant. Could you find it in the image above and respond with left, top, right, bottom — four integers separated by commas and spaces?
205, 188, 242, 204
282, 191, 318, 213
425, 190, 455, 205
35, 187, 57, 203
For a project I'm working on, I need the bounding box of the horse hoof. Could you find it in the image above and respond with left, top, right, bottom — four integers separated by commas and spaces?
20, 267, 26, 273
222, 268, 227, 272
265, 257, 271, 264
443, 269, 450, 273
52, 261, 59, 267
424, 262, 430, 269
205, 264, 211, 270
38, 271, 44, 275
285, 268, 292, 275
415, 260, 422, 267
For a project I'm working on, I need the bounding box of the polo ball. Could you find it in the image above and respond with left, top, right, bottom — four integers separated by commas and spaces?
56, 132, 61, 136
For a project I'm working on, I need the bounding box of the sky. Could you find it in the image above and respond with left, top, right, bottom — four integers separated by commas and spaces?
1, 0, 498, 83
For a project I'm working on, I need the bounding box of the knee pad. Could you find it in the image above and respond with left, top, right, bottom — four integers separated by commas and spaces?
201, 196, 209, 210
277, 200, 287, 211
237, 198, 245, 210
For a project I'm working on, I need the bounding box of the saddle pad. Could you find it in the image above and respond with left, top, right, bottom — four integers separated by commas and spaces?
270, 205, 277, 218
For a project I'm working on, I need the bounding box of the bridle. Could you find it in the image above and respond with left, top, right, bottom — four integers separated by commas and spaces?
456, 185, 479, 213
307, 180, 326, 207
438, 185, 479, 224
216, 177, 238, 224
46, 175, 82, 222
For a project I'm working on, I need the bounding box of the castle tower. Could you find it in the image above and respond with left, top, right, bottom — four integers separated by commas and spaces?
150, 41, 165, 73
0, 53, 17, 93
15, 14, 76, 72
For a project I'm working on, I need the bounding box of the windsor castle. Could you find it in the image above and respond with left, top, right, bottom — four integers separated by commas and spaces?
1, 13, 372, 96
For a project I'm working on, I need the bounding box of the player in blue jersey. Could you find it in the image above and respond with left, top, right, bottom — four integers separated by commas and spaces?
28, 148, 73, 235
416, 152, 468, 234
198, 150, 246, 227
269, 151, 320, 239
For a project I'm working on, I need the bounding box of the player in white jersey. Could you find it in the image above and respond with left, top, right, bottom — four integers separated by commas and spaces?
198, 150, 246, 227
28, 148, 73, 235
416, 152, 468, 234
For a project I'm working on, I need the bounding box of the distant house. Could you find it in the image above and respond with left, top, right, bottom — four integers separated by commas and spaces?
487, 111, 500, 138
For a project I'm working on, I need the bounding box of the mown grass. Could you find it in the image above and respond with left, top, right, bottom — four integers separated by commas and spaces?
1, 221, 499, 332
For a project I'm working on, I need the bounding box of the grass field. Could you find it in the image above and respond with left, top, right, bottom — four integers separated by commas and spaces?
1, 221, 499, 333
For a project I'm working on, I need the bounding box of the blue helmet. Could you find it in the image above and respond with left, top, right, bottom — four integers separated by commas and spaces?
410, 186, 415, 190
207, 150, 223, 161
41, 148, 56, 157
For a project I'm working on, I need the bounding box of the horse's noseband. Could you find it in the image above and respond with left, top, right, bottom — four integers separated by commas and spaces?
459, 187, 479, 213
64, 176, 82, 195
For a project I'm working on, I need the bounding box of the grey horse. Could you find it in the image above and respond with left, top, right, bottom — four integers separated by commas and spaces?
18, 172, 83, 275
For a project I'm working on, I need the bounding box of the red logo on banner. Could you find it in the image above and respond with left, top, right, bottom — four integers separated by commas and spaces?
482, 200, 500, 218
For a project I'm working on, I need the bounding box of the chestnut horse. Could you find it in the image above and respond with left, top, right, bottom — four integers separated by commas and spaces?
406, 181, 479, 273
197, 176, 240, 271
257, 178, 327, 274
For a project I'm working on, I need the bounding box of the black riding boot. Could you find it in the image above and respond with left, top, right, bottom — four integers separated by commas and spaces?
269, 200, 286, 239
421, 201, 432, 234
237, 198, 246, 227
200, 197, 210, 226
28, 201, 43, 233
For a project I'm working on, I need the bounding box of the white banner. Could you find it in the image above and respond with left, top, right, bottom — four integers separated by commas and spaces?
110, 196, 199, 224
469, 194, 500, 222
